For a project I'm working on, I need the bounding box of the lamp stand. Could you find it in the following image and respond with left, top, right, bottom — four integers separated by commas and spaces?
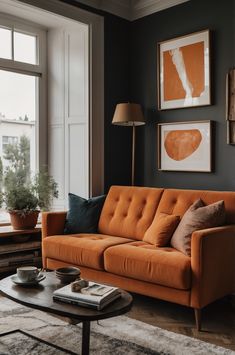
131, 124, 136, 186
112, 103, 145, 186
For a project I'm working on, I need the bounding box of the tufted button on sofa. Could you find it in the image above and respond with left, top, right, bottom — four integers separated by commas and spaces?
42, 185, 235, 330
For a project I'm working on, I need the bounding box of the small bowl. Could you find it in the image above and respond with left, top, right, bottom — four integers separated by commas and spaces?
55, 267, 81, 283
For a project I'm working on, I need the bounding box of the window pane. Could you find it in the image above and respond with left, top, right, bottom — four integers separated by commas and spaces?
0, 210, 10, 223
0, 70, 37, 222
0, 27, 12, 59
2, 136, 18, 152
14, 31, 37, 64
0, 69, 36, 172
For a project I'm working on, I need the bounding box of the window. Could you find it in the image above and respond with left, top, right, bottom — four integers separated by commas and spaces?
0, 25, 37, 64
0, 70, 36, 173
2, 136, 18, 152
0, 27, 11, 59
0, 16, 46, 223
14, 31, 37, 65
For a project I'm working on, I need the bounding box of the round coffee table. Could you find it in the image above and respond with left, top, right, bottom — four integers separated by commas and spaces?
0, 272, 133, 355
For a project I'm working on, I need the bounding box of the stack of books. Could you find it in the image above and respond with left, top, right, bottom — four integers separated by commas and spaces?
53, 281, 121, 310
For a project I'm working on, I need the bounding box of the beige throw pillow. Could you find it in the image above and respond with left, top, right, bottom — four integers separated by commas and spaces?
170, 199, 226, 256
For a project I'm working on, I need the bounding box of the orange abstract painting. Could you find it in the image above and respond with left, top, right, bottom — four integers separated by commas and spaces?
163, 42, 204, 101
164, 129, 202, 160
158, 121, 211, 172
158, 30, 210, 109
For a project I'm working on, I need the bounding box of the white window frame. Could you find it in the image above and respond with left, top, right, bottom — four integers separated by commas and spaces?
0, 13, 47, 171
0, 0, 104, 201
16, 0, 104, 197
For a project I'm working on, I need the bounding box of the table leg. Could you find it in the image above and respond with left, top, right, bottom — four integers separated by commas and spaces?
82, 321, 90, 355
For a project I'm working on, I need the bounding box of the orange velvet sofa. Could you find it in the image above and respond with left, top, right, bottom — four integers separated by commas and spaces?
42, 186, 235, 330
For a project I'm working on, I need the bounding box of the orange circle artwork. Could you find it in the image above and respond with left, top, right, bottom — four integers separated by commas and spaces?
164, 129, 202, 161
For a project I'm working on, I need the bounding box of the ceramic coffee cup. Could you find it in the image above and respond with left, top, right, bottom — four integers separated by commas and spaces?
17, 266, 40, 282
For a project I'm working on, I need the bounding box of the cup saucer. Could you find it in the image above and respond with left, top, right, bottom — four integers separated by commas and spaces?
11, 273, 46, 286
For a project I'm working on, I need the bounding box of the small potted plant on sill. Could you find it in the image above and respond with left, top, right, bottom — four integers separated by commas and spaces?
0, 136, 58, 230
0, 168, 58, 230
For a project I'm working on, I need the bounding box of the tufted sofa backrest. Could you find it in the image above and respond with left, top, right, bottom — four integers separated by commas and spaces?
156, 189, 235, 224
98, 186, 164, 240
99, 186, 235, 240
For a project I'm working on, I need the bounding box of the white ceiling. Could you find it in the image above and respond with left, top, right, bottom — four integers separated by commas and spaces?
76, 0, 190, 20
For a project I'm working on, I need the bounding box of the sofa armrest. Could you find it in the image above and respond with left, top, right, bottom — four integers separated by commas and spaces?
190, 225, 235, 309
41, 211, 67, 239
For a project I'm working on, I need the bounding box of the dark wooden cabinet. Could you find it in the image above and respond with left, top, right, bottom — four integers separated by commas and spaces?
0, 225, 42, 275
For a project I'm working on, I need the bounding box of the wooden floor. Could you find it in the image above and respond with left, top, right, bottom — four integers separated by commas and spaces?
1, 270, 234, 350
128, 293, 235, 351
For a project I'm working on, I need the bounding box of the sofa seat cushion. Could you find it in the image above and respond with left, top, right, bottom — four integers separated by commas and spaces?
104, 241, 191, 290
43, 234, 133, 271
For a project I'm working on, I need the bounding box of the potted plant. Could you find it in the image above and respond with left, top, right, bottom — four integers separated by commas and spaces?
0, 168, 58, 230
0, 137, 58, 229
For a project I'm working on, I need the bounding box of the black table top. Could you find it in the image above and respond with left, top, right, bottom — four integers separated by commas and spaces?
0, 272, 133, 321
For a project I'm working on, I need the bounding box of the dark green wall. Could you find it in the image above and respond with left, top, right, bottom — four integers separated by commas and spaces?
62, 0, 235, 191
103, 15, 131, 189
130, 0, 235, 191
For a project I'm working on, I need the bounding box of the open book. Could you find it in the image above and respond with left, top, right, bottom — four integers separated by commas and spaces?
53, 281, 121, 310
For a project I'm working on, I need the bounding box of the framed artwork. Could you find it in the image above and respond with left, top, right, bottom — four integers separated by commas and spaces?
227, 121, 235, 145
226, 68, 235, 144
158, 120, 212, 172
157, 29, 211, 110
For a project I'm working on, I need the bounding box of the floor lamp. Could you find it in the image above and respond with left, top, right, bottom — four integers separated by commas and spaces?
112, 103, 145, 186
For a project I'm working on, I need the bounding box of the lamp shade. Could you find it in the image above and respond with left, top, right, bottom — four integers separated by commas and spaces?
112, 103, 145, 126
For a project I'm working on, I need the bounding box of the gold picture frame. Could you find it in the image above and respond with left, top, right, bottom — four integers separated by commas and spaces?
157, 29, 211, 110
158, 120, 212, 172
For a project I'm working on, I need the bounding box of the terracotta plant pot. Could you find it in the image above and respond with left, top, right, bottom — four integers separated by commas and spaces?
9, 210, 40, 230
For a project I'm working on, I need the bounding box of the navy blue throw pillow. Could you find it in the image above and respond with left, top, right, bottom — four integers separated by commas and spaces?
64, 193, 106, 234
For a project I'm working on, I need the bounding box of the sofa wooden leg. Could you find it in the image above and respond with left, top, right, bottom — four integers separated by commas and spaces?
194, 308, 202, 331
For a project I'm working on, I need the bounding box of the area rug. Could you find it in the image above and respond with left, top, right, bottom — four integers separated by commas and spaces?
0, 329, 76, 355
0, 296, 234, 355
